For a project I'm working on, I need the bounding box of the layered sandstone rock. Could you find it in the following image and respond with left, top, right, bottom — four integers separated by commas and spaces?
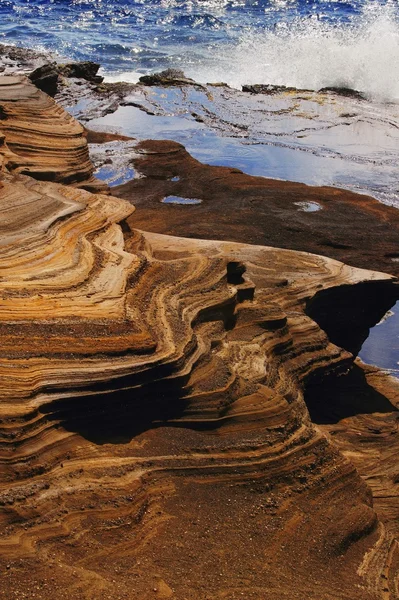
0, 76, 107, 192
0, 170, 397, 599
0, 76, 398, 599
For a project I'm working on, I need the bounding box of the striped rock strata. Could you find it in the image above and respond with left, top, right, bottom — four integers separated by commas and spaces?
0, 76, 107, 192
0, 77, 398, 599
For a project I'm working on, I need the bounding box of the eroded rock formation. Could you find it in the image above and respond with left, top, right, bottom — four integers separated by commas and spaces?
0, 76, 398, 599
0, 76, 107, 192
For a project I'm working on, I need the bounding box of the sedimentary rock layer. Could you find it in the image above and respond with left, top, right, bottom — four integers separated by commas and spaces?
0, 76, 106, 191
306, 363, 399, 600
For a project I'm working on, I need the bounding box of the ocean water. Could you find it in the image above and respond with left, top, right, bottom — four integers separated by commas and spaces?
1, 0, 399, 101
359, 301, 399, 378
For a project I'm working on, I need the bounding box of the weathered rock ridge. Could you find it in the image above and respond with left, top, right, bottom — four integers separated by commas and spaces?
0, 76, 398, 599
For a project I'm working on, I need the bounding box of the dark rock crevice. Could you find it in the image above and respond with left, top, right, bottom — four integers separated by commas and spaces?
304, 363, 397, 425
302, 280, 398, 425
305, 280, 399, 356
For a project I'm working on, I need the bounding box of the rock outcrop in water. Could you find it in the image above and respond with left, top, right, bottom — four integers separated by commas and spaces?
242, 83, 366, 100
29, 61, 104, 97
28, 62, 60, 97
139, 69, 199, 87
0, 76, 399, 600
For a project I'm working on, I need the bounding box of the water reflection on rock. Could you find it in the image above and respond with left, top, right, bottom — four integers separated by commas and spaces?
87, 84, 399, 208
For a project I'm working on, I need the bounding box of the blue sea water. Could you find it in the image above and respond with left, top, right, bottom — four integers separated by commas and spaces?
360, 301, 399, 377
1, 1, 399, 98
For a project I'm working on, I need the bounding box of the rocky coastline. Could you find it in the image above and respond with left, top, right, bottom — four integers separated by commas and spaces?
0, 47, 399, 600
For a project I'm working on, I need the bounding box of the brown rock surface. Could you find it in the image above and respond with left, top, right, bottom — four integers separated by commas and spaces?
114, 140, 399, 278
0, 76, 399, 599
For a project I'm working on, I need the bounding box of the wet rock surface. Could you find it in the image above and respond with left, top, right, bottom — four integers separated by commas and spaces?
84, 80, 399, 208
1, 46, 398, 207
0, 43, 52, 75
112, 139, 399, 279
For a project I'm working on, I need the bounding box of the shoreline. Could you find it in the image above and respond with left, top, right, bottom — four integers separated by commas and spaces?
1, 44, 398, 374
2, 42, 399, 206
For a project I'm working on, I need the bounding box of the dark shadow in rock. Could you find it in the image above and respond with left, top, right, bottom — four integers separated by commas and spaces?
41, 376, 187, 445
304, 364, 397, 425
305, 280, 399, 356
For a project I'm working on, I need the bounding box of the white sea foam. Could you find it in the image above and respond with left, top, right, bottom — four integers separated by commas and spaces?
103, 70, 142, 84
100, 2, 399, 102
191, 2, 399, 102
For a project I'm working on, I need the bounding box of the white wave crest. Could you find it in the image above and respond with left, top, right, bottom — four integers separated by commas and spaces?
192, 3, 399, 102
103, 70, 142, 84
